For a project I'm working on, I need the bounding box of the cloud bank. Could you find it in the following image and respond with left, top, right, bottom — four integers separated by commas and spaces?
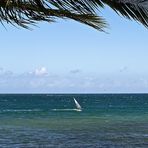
0, 67, 148, 93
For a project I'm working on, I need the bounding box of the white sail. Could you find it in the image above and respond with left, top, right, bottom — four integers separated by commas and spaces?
73, 98, 82, 110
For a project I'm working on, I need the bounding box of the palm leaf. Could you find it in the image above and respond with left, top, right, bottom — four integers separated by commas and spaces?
0, 0, 148, 30
102, 0, 148, 27
0, 0, 106, 30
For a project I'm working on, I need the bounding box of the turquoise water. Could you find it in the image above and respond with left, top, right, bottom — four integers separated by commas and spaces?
0, 94, 148, 147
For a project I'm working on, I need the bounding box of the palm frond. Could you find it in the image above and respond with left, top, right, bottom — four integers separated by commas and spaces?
101, 0, 148, 27
0, 0, 106, 30
0, 0, 148, 30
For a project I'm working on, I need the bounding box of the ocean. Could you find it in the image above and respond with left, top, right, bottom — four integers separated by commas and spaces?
0, 94, 148, 147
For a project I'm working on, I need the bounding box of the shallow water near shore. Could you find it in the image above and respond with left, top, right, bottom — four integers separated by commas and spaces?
0, 94, 148, 147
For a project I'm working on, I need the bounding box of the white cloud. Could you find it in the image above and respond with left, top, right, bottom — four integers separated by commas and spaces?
30, 67, 48, 76
0, 68, 13, 77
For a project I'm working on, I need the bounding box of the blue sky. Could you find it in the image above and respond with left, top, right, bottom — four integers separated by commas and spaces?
0, 6, 148, 93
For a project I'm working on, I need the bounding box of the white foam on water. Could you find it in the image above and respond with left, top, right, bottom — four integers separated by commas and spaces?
52, 109, 82, 112
1, 109, 41, 112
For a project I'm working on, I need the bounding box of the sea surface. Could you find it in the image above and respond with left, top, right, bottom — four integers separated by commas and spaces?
0, 94, 148, 147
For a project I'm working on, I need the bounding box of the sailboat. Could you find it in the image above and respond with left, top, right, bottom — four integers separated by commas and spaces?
73, 98, 82, 112
52, 98, 82, 112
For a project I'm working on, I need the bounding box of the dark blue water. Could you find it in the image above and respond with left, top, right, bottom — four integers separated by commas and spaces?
0, 94, 148, 147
